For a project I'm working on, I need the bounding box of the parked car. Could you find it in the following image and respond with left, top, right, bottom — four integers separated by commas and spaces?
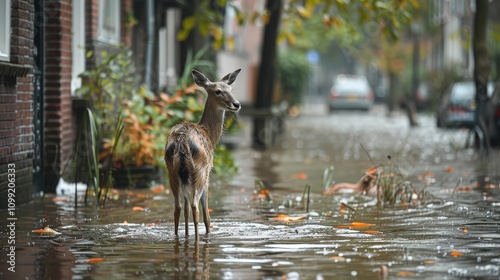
436, 81, 494, 128
328, 74, 374, 111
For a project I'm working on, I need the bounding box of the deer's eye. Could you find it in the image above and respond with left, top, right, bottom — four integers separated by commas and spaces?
215, 90, 223, 96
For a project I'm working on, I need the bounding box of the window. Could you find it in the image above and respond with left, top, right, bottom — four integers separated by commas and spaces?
98, 0, 121, 44
0, 0, 11, 62
72, 0, 85, 93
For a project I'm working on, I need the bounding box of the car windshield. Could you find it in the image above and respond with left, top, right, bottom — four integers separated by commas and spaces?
450, 82, 494, 101
333, 76, 370, 95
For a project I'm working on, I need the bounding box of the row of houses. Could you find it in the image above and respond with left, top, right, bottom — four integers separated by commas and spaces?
0, 0, 267, 208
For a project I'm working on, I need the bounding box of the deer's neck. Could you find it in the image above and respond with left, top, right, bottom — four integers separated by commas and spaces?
198, 97, 225, 147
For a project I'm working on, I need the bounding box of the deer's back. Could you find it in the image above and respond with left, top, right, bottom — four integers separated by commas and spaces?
165, 122, 213, 186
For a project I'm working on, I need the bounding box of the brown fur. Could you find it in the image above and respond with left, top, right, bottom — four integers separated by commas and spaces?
165, 69, 241, 240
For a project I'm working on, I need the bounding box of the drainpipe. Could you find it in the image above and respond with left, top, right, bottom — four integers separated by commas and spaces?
165, 9, 178, 92
144, 0, 155, 89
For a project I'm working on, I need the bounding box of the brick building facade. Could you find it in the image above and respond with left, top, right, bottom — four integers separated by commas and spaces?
0, 0, 35, 208
1, 0, 134, 207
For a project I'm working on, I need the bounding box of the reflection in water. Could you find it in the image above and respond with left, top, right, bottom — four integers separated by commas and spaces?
173, 239, 210, 279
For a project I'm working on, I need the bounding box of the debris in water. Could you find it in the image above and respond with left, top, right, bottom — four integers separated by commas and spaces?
32, 226, 61, 235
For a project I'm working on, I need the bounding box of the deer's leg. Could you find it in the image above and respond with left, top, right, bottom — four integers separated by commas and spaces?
200, 187, 210, 234
192, 186, 204, 241
169, 178, 181, 236
184, 196, 190, 236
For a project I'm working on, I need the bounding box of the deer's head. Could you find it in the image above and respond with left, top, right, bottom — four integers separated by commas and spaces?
192, 69, 241, 112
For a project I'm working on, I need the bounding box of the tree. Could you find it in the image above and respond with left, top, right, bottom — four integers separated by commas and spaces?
473, 0, 491, 155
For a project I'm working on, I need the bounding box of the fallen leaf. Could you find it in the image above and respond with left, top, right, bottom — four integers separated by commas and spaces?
396, 271, 415, 277
132, 206, 145, 212
32, 226, 62, 235
294, 172, 308, 180
450, 250, 463, 257
364, 230, 382, 234
485, 184, 499, 189
136, 193, 147, 198
339, 209, 346, 214
151, 185, 166, 193
334, 222, 375, 230
272, 214, 306, 222
329, 256, 346, 262
445, 166, 455, 173
123, 220, 128, 225
77, 257, 105, 264
350, 222, 375, 228
88, 257, 105, 263
459, 227, 468, 233
422, 259, 436, 265
208, 208, 214, 213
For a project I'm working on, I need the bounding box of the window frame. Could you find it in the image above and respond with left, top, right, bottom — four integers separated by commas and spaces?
98, 0, 121, 45
0, 0, 11, 62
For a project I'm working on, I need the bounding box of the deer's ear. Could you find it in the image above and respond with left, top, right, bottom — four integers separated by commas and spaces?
192, 69, 210, 88
221, 68, 241, 85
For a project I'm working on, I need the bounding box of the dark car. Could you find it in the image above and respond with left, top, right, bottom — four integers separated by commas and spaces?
436, 81, 494, 128
487, 83, 500, 145
327, 74, 374, 111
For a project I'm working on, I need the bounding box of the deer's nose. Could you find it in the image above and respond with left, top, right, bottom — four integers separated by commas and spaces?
232, 101, 241, 109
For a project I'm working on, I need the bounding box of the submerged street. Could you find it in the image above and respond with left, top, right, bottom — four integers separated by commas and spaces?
1, 100, 500, 279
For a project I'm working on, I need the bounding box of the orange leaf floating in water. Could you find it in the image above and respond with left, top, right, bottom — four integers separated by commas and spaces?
335, 222, 375, 229
456, 186, 472, 191
32, 226, 61, 235
151, 185, 166, 193
459, 227, 468, 233
450, 250, 464, 257
294, 172, 308, 180
486, 184, 499, 189
122, 220, 128, 225
350, 222, 375, 228
445, 166, 455, 173
88, 258, 105, 264
272, 214, 306, 222
132, 206, 145, 212
396, 271, 415, 277
422, 259, 436, 265
208, 208, 214, 213
364, 230, 382, 234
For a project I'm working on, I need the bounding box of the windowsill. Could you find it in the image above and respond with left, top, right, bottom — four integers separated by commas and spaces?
0, 61, 31, 77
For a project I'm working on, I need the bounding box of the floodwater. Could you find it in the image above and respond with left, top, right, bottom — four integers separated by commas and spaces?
2, 102, 500, 279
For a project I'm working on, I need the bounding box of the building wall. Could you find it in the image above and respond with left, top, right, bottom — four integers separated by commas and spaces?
0, 0, 34, 208
43, 0, 74, 193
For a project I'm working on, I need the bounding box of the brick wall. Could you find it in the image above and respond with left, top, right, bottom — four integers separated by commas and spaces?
43, 0, 73, 193
0, 0, 34, 208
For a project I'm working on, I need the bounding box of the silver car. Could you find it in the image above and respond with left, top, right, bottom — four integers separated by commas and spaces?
436, 81, 494, 128
328, 74, 374, 111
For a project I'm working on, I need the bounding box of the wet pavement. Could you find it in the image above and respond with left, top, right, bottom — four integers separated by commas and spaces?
1, 100, 500, 279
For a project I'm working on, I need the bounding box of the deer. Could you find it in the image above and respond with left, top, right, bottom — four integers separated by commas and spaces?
165, 68, 241, 240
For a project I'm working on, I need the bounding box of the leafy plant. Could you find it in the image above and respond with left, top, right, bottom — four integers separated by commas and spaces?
277, 50, 311, 106
77, 47, 137, 140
